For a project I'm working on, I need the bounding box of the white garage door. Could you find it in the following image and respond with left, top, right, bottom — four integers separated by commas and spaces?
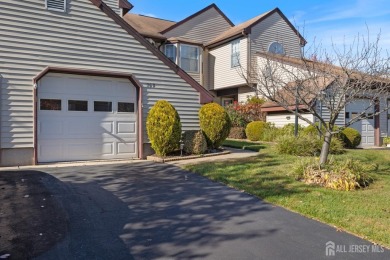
346, 99, 375, 147
266, 113, 314, 127
37, 73, 138, 163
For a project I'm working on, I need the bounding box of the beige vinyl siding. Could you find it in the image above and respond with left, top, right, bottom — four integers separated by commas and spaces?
188, 72, 201, 84
163, 7, 233, 44
208, 37, 248, 89
238, 86, 256, 103
103, 0, 121, 15
250, 12, 302, 74
0, 0, 202, 149
266, 113, 314, 127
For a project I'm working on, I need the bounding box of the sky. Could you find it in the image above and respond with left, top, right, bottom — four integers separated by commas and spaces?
129, 0, 390, 56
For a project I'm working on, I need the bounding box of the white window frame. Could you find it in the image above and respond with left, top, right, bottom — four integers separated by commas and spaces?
164, 44, 177, 63
45, 0, 67, 13
179, 44, 200, 73
268, 42, 285, 55
231, 39, 240, 68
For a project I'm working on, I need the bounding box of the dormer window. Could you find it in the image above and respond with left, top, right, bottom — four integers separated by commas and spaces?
46, 0, 67, 12
268, 42, 285, 55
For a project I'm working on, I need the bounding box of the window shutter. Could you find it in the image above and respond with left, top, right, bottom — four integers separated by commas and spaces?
46, 0, 66, 12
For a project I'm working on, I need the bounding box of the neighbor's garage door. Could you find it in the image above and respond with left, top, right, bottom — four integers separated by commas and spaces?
346, 99, 375, 147
37, 73, 138, 163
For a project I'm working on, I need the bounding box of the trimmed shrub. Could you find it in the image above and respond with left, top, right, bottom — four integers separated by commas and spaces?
340, 127, 361, 148
146, 100, 181, 156
199, 103, 231, 149
276, 135, 345, 156
182, 130, 207, 155
228, 127, 246, 139
293, 158, 375, 191
245, 121, 268, 141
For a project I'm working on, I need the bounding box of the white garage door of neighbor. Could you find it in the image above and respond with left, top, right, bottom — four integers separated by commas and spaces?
37, 74, 138, 163
346, 99, 375, 147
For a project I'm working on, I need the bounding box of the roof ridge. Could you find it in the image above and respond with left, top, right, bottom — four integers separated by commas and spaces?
134, 13, 176, 23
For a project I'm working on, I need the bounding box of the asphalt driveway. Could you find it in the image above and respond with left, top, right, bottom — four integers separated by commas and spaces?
2, 161, 389, 259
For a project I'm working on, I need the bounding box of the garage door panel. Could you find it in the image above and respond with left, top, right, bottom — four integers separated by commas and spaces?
117, 122, 136, 134
39, 121, 63, 136
37, 74, 138, 163
38, 142, 64, 161
66, 142, 114, 157
346, 99, 375, 147
117, 142, 136, 154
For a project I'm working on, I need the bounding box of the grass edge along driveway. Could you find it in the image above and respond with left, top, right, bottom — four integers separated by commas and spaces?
184, 140, 390, 248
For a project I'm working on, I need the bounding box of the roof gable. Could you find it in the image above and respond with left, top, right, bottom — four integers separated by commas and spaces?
161, 4, 234, 34
160, 4, 234, 44
207, 8, 306, 48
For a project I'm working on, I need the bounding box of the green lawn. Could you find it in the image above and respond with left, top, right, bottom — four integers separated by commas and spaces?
184, 140, 390, 248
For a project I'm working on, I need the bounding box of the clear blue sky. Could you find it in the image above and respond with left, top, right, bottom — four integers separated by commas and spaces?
129, 0, 390, 54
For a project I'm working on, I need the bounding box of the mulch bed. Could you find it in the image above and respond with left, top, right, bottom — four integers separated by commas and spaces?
146, 149, 230, 162
0, 171, 68, 259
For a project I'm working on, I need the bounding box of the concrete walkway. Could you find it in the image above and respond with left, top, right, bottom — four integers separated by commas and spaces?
167, 147, 258, 166
0, 148, 258, 171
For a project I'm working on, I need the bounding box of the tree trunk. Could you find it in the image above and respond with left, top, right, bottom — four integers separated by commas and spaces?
319, 131, 332, 165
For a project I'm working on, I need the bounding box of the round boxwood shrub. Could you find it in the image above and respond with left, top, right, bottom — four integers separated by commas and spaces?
340, 127, 361, 148
245, 121, 268, 141
228, 127, 246, 139
182, 130, 207, 155
146, 100, 181, 156
199, 103, 231, 149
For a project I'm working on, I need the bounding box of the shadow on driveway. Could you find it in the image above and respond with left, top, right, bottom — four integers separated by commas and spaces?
2, 161, 389, 259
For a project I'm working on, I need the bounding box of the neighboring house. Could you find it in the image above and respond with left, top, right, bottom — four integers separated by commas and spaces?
0, 0, 214, 166
123, 4, 306, 106
258, 53, 390, 147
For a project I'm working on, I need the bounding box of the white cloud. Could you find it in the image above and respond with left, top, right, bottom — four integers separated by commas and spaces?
139, 13, 157, 17
305, 0, 390, 24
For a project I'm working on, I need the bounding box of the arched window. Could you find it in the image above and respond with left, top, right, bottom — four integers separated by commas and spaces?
268, 42, 285, 55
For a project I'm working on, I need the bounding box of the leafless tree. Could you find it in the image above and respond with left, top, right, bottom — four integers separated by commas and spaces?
237, 33, 390, 164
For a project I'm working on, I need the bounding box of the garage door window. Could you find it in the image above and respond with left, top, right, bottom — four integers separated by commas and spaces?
94, 101, 112, 112
68, 100, 88, 111
40, 99, 61, 110
118, 102, 135, 113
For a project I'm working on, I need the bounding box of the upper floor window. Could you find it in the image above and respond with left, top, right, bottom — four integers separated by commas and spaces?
164, 44, 177, 63
46, 0, 67, 12
231, 40, 240, 68
180, 45, 200, 73
268, 42, 285, 55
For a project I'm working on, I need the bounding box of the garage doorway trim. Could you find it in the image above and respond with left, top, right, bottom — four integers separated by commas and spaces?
32, 66, 144, 164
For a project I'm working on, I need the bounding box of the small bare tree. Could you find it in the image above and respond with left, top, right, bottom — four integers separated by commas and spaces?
237, 33, 390, 164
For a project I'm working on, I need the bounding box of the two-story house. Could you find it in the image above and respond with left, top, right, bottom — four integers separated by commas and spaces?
125, 3, 390, 148
124, 4, 306, 106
